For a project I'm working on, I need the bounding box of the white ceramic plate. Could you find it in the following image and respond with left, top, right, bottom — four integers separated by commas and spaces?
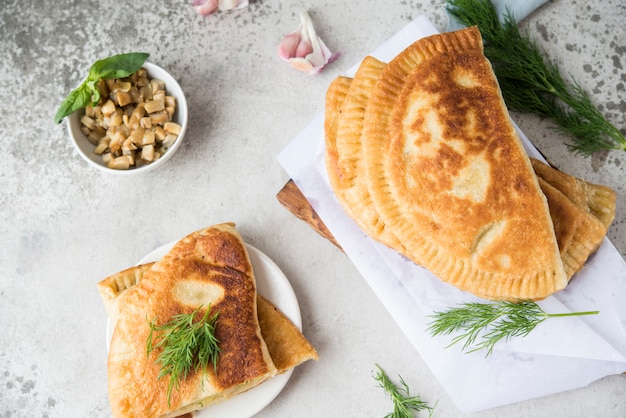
106, 241, 301, 418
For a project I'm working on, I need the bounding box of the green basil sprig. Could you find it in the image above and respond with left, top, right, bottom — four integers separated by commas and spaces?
54, 52, 149, 123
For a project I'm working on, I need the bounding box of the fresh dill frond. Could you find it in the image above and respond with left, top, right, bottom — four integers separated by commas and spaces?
374, 364, 436, 418
427, 300, 599, 356
146, 305, 220, 404
446, 0, 626, 155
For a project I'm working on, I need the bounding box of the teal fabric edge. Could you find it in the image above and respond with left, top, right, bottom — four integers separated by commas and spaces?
445, 0, 551, 32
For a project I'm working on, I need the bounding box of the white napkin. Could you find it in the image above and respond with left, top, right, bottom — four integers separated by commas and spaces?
277, 15, 626, 413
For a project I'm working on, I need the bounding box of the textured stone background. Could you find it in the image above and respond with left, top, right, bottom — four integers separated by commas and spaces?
0, 0, 624, 417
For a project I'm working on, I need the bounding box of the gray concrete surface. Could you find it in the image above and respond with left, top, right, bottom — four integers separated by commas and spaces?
0, 0, 624, 417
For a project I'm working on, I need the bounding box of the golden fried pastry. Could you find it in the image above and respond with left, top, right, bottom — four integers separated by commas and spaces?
324, 75, 353, 214
536, 177, 607, 279
326, 56, 407, 251
327, 27, 568, 300
106, 223, 277, 417
531, 158, 616, 229
97, 263, 153, 325
324, 76, 352, 173
256, 295, 318, 373
99, 271, 319, 376
530, 159, 616, 278
324, 28, 616, 300
99, 223, 317, 417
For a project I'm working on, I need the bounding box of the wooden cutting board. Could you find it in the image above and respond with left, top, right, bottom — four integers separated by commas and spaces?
276, 179, 342, 251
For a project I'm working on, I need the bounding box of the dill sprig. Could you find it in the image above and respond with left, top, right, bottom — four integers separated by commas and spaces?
427, 300, 599, 356
374, 364, 436, 418
446, 0, 626, 155
146, 305, 220, 404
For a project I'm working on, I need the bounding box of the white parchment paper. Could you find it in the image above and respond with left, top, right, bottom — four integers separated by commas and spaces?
277, 15, 626, 413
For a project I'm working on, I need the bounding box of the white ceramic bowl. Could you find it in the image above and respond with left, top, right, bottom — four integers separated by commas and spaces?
66, 62, 188, 175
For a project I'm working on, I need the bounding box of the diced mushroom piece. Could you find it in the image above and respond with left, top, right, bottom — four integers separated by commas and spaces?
94, 125, 106, 136
139, 84, 152, 102
107, 155, 131, 170
164, 122, 181, 136
149, 110, 169, 125
142, 130, 156, 145
87, 129, 105, 145
94, 137, 110, 155
85, 105, 96, 118
129, 86, 141, 104
122, 149, 136, 167
150, 79, 165, 93
165, 96, 176, 109
152, 92, 165, 103
114, 81, 132, 93
144, 99, 165, 114
101, 100, 116, 116
93, 106, 104, 120
122, 137, 138, 153
140, 117, 152, 129
88, 125, 103, 138
141, 144, 155, 161
132, 68, 148, 85
108, 109, 124, 128
127, 127, 145, 146
97, 78, 109, 99
109, 131, 126, 155
153, 126, 166, 141
105, 79, 116, 92
116, 91, 132, 107
80, 115, 96, 130
128, 104, 145, 130
162, 134, 178, 148
86, 132, 98, 145
118, 124, 130, 138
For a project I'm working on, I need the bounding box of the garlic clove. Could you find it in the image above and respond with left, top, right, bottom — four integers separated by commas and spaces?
277, 11, 339, 75
278, 33, 303, 61
191, 0, 219, 16
191, 0, 248, 16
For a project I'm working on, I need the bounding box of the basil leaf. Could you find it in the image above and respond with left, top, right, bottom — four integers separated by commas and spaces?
89, 52, 149, 80
54, 85, 92, 124
85, 79, 101, 106
54, 52, 149, 123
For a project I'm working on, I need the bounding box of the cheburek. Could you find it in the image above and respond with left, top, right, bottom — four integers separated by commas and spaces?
531, 158, 616, 279
325, 56, 406, 252
325, 28, 618, 300
326, 27, 570, 300
324, 66, 616, 287
102, 223, 316, 418
255, 295, 318, 372
98, 265, 318, 376
531, 158, 616, 229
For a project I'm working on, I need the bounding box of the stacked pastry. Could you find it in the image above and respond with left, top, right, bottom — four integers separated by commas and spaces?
98, 223, 317, 417
325, 27, 615, 301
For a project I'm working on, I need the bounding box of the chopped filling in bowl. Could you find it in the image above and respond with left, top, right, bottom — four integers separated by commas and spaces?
80, 68, 181, 170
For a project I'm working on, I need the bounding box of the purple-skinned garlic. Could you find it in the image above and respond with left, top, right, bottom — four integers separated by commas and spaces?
278, 11, 339, 75
191, 0, 248, 16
